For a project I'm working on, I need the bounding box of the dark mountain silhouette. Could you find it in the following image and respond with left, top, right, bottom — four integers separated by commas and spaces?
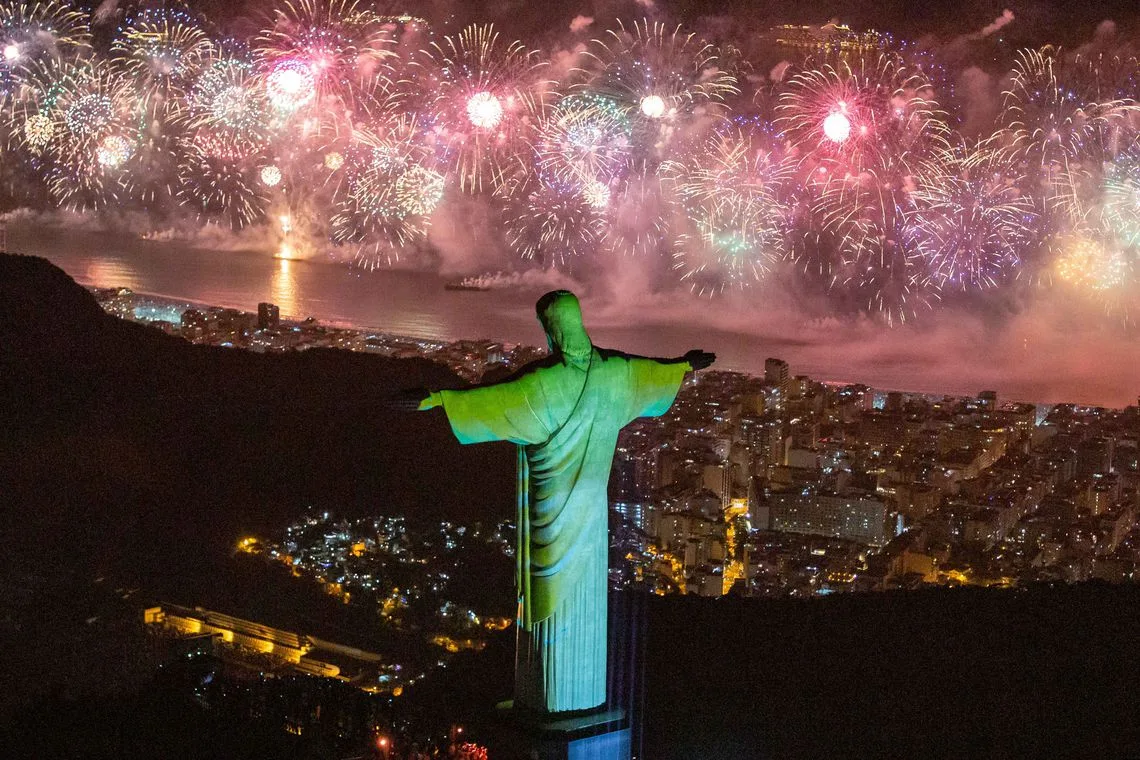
0, 253, 515, 577
0, 252, 519, 717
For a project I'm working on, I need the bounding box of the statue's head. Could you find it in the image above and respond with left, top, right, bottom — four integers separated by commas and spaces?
536, 290, 592, 365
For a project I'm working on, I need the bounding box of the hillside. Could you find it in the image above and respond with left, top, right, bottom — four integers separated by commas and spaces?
0, 253, 516, 576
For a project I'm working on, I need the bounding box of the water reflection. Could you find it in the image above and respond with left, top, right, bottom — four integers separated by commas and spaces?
83, 256, 141, 292
270, 257, 299, 318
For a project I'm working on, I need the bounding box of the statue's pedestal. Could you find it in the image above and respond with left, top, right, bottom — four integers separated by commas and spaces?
488, 703, 631, 760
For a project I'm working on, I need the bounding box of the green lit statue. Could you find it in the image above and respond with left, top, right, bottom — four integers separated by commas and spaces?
413, 290, 714, 714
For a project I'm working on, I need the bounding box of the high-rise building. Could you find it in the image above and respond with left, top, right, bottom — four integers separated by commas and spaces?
611, 501, 650, 533
1077, 437, 1114, 477
765, 490, 892, 545
764, 358, 790, 399
258, 302, 281, 330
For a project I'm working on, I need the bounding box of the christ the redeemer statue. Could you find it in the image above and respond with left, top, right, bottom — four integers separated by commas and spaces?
411, 290, 714, 714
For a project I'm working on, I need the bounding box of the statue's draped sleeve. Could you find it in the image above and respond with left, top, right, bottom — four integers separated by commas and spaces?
436, 370, 554, 446
624, 356, 689, 423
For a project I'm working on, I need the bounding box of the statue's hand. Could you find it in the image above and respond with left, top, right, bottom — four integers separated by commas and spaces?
388, 387, 433, 412
684, 349, 716, 371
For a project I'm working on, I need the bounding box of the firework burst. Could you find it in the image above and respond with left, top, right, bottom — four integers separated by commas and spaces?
599, 159, 673, 261
110, 6, 213, 118
330, 117, 436, 268
535, 92, 632, 191
499, 172, 605, 266
0, 1, 90, 71
22, 57, 137, 209
177, 137, 268, 229
184, 54, 270, 160
662, 126, 791, 294
912, 148, 1036, 291
777, 52, 949, 176
0, 5, 1134, 326
576, 19, 738, 160
394, 163, 444, 216
833, 208, 938, 326
995, 47, 1139, 180
1101, 143, 1140, 248
412, 24, 547, 192
1049, 233, 1138, 323
258, 0, 395, 125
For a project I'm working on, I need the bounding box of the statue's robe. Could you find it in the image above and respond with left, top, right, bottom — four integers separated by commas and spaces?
435, 349, 686, 713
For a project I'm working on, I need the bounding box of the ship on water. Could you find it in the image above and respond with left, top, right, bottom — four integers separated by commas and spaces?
443, 273, 497, 291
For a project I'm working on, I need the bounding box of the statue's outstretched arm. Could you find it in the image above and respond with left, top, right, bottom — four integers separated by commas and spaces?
410, 368, 554, 445
681, 349, 716, 371
598, 347, 715, 371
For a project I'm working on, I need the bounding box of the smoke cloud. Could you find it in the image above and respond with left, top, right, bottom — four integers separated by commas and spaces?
977, 9, 1015, 39
569, 16, 594, 33
92, 0, 120, 26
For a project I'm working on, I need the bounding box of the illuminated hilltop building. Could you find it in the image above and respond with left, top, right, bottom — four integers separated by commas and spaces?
773, 23, 890, 55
